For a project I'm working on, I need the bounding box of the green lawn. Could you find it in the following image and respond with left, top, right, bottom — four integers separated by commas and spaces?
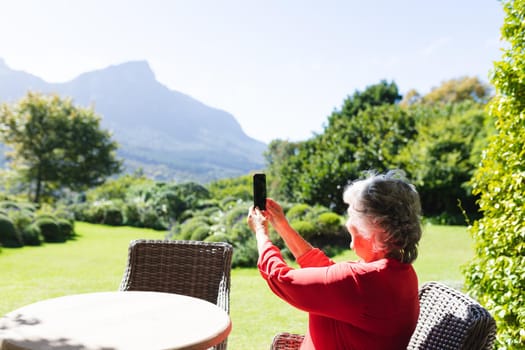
0, 222, 473, 349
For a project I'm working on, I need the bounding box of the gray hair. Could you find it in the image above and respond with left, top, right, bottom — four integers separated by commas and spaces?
343, 170, 422, 263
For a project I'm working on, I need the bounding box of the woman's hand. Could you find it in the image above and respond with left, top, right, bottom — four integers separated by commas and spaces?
247, 205, 268, 235
265, 198, 314, 258
265, 198, 288, 230
247, 205, 271, 254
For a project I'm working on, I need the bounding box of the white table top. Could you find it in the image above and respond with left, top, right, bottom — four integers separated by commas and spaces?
0, 291, 231, 350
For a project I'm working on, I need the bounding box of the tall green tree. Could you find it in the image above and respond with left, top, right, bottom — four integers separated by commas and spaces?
464, 0, 525, 348
267, 81, 412, 213
264, 139, 302, 200
397, 101, 492, 222
0, 92, 122, 203
327, 79, 401, 127
297, 103, 416, 213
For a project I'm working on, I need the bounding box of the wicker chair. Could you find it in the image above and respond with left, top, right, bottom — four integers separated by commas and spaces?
119, 239, 233, 350
270, 281, 496, 350
407, 281, 496, 349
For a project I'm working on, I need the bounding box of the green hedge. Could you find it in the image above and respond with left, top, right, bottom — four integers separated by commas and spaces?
36, 217, 66, 243
0, 215, 22, 248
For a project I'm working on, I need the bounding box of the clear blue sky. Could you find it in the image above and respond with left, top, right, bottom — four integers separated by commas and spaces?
0, 0, 505, 143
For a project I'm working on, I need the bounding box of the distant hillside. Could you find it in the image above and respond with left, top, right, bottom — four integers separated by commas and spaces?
0, 58, 266, 183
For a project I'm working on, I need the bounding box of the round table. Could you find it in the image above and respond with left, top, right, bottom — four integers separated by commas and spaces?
0, 291, 231, 350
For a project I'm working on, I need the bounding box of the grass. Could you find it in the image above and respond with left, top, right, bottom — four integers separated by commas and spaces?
0, 222, 473, 349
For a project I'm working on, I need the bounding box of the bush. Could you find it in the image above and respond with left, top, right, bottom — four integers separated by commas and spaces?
219, 196, 240, 210
0, 215, 22, 247
290, 220, 317, 240
82, 203, 107, 223
177, 209, 195, 223
463, 1, 525, 347
190, 226, 210, 241
71, 202, 90, 221
8, 209, 35, 238
103, 207, 124, 226
139, 208, 166, 230
176, 217, 211, 240
287, 204, 312, 221
317, 212, 343, 235
204, 233, 230, 243
226, 222, 252, 244
57, 219, 74, 239
290, 214, 348, 254
0, 201, 22, 211
21, 223, 42, 246
198, 206, 221, 217
232, 236, 258, 267
81, 200, 124, 226
36, 217, 66, 243
223, 204, 249, 227
123, 202, 142, 227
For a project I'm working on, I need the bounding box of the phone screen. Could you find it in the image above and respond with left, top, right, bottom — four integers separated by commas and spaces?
253, 173, 267, 210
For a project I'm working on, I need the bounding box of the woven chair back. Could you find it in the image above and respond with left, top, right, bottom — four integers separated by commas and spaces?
120, 239, 233, 311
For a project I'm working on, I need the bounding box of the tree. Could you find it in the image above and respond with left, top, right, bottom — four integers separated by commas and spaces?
397, 101, 492, 222
399, 89, 422, 107
0, 92, 122, 203
328, 80, 401, 127
421, 76, 493, 105
264, 139, 302, 200
306, 104, 416, 212
463, 0, 525, 348
268, 81, 413, 213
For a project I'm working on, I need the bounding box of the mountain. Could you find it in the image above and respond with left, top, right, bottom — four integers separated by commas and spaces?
0, 58, 266, 183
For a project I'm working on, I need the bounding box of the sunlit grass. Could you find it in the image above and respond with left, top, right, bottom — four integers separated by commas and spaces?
0, 222, 472, 349
0, 222, 165, 314
413, 224, 473, 285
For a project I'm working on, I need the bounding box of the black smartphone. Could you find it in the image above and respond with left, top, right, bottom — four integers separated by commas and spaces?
253, 173, 267, 210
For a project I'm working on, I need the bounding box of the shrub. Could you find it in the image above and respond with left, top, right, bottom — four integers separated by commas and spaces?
317, 212, 344, 236
196, 199, 220, 210
57, 219, 74, 239
36, 217, 66, 243
290, 220, 317, 240
463, 1, 525, 347
0, 215, 22, 247
177, 209, 195, 223
232, 236, 258, 267
204, 233, 230, 243
71, 202, 90, 221
47, 206, 74, 222
226, 222, 252, 244
123, 202, 142, 227
177, 217, 211, 240
8, 209, 35, 237
0, 201, 22, 211
103, 207, 124, 226
190, 226, 210, 241
199, 206, 221, 217
86, 173, 152, 202
219, 196, 240, 210
290, 214, 348, 255
21, 223, 42, 246
139, 207, 168, 230
83, 202, 108, 223
223, 204, 249, 228
80, 200, 124, 226
287, 204, 312, 221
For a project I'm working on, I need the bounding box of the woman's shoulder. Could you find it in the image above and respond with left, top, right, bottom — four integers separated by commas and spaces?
335, 258, 414, 276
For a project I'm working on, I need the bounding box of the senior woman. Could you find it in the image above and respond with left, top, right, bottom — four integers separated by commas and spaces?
247, 170, 422, 350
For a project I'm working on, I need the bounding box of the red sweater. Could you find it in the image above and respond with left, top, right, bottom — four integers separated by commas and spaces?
258, 241, 419, 350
